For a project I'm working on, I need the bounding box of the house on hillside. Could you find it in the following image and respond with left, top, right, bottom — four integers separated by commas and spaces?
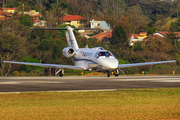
129, 32, 148, 46
0, 8, 16, 20
90, 19, 110, 30
32, 14, 46, 27
0, 11, 13, 20
152, 31, 180, 40
91, 32, 112, 42
18, 10, 40, 16
60, 15, 87, 28
33, 19, 46, 27
0, 8, 17, 14
18, 10, 45, 27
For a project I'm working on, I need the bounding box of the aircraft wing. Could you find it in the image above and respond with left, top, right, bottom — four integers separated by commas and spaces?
118, 60, 176, 68
3, 61, 84, 70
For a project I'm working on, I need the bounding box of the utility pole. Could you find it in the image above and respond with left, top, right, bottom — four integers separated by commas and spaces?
3, 0, 5, 7
177, 10, 179, 18
22, 3, 24, 15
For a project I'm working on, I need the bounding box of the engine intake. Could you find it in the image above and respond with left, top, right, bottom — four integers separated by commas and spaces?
62, 47, 75, 58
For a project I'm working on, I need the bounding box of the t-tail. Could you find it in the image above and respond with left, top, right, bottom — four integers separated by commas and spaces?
66, 26, 79, 49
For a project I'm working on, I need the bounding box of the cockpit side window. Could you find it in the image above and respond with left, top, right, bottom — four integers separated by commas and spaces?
97, 51, 114, 58
97, 52, 106, 58
106, 51, 113, 57
99, 52, 106, 56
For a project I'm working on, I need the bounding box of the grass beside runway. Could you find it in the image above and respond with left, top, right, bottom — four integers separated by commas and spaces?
0, 88, 180, 120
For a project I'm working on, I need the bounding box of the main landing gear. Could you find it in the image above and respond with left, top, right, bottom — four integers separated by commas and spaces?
114, 69, 119, 77
59, 69, 64, 77
107, 70, 110, 77
56, 68, 64, 77
106, 69, 125, 77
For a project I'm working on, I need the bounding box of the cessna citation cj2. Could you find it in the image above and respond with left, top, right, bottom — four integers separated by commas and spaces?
3, 26, 176, 77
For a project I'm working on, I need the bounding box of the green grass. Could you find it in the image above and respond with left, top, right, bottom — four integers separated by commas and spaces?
0, 88, 180, 120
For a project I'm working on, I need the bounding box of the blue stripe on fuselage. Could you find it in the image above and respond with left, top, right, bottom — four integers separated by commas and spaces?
73, 59, 98, 64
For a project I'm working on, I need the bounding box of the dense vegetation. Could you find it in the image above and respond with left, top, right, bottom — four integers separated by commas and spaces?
0, 0, 180, 76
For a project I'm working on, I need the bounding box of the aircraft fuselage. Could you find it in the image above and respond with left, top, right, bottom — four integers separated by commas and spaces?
73, 47, 119, 71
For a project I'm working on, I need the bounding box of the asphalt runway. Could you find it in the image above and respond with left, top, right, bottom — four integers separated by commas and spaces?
0, 75, 180, 93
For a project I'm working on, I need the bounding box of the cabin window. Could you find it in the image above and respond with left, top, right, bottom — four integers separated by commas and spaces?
94, 52, 98, 58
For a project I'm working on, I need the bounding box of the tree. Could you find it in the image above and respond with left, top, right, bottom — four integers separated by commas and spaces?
0, 17, 30, 76
140, 1, 174, 19
145, 37, 173, 54
110, 24, 128, 48
170, 17, 180, 31
98, 0, 126, 28
0, 33, 27, 76
110, 24, 130, 58
21, 56, 44, 75
20, 15, 33, 27
153, 15, 167, 30
0, 53, 13, 76
127, 5, 148, 33
133, 41, 144, 52
147, 27, 160, 35
166, 31, 178, 45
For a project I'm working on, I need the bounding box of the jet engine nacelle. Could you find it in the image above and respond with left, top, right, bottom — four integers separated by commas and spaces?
62, 47, 75, 58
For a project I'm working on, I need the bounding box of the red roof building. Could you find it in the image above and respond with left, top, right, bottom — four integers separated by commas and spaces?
0, 8, 17, 10
33, 19, 41, 23
60, 15, 87, 27
0, 12, 12, 20
0, 8, 17, 14
61, 15, 87, 21
153, 31, 180, 38
91, 32, 112, 42
32, 14, 42, 18
0, 7, 16, 20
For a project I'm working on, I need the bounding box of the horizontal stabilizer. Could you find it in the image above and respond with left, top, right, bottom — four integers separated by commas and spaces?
31, 28, 99, 30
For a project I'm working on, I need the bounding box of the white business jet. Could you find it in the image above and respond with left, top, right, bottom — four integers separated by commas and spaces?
3, 26, 176, 77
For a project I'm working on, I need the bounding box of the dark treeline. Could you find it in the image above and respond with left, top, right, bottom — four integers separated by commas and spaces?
0, 0, 180, 76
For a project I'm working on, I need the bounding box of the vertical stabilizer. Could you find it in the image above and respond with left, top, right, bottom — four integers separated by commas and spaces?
66, 26, 79, 49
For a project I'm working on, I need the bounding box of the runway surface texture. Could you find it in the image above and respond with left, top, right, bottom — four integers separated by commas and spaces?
0, 75, 180, 92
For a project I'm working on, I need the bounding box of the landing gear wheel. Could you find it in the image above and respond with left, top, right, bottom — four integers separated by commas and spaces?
114, 69, 119, 77
107, 70, 110, 77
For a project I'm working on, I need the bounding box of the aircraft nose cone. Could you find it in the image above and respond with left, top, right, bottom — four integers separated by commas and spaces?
99, 58, 119, 69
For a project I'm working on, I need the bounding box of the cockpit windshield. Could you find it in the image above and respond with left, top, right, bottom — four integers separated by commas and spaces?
96, 51, 114, 58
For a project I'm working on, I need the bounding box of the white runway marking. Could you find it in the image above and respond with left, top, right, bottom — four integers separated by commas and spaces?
0, 89, 117, 94
155, 80, 180, 82
0, 82, 18, 84
47, 89, 117, 92
112, 78, 180, 82
0, 81, 64, 84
